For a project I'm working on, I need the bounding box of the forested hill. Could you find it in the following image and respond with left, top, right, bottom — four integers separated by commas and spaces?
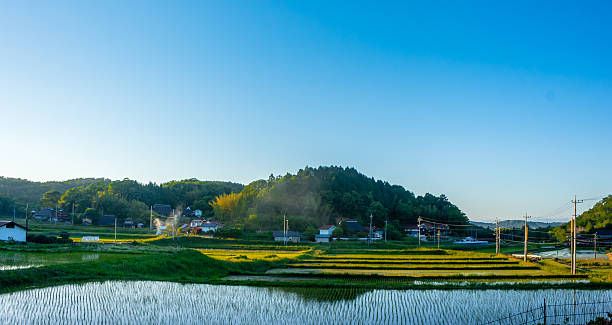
554, 195, 612, 236
0, 177, 109, 208
211, 166, 468, 232
0, 177, 243, 222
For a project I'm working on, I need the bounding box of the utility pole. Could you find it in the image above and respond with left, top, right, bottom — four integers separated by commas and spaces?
524, 213, 531, 262
114, 216, 117, 245
437, 229, 441, 249
71, 203, 75, 225
417, 217, 422, 247
55, 204, 58, 225
283, 215, 286, 245
571, 196, 583, 274
286, 219, 289, 244
150, 206, 153, 230
495, 218, 500, 255
384, 220, 388, 243
25, 203, 28, 230
368, 214, 373, 247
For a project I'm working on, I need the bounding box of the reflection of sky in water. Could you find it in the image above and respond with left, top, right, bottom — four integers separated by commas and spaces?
538, 248, 608, 260
0, 282, 610, 324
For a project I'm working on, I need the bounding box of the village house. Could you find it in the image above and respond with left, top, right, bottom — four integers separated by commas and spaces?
315, 225, 336, 243
81, 218, 93, 226
273, 231, 301, 243
152, 204, 172, 216
33, 208, 54, 220
200, 221, 222, 233
97, 214, 116, 226
190, 219, 203, 228
0, 221, 27, 242
123, 218, 134, 228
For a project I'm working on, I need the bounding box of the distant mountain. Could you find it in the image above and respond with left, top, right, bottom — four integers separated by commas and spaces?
471, 220, 563, 229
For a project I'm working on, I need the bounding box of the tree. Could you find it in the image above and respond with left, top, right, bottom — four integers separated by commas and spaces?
40, 190, 61, 208
302, 226, 318, 242
210, 193, 243, 221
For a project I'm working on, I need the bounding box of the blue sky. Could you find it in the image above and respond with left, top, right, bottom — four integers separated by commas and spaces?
0, 1, 610, 221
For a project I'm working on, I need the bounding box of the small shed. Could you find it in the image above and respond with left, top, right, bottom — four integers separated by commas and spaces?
0, 221, 27, 242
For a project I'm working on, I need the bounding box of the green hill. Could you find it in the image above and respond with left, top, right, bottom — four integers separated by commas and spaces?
552, 195, 612, 239
211, 166, 468, 233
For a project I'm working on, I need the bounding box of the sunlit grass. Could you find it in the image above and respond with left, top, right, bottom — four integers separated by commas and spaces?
197, 249, 309, 261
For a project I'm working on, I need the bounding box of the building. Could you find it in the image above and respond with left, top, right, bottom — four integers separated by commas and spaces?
194, 209, 203, 217
0, 221, 27, 242
190, 219, 203, 228
200, 221, 222, 233
124, 218, 134, 228
136, 222, 145, 228
152, 204, 172, 216
315, 225, 336, 243
82, 218, 93, 226
344, 220, 367, 233
319, 225, 336, 236
33, 208, 53, 220
273, 231, 301, 243
97, 214, 116, 226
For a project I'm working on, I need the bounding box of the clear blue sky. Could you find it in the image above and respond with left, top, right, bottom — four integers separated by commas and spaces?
0, 1, 610, 221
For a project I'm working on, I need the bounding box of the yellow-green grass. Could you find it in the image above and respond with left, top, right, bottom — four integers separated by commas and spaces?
266, 268, 557, 277
197, 249, 309, 261
286, 263, 536, 270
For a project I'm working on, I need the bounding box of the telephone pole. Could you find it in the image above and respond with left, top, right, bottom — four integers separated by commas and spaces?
417, 216, 422, 247
437, 229, 441, 249
114, 216, 117, 245
150, 206, 153, 230
495, 218, 500, 255
71, 203, 75, 225
25, 203, 28, 230
368, 214, 373, 246
523, 213, 531, 262
384, 220, 388, 243
283, 215, 286, 245
571, 196, 583, 275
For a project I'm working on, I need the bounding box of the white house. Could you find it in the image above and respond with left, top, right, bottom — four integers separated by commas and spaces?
0, 221, 27, 242
200, 221, 221, 233
315, 225, 336, 243
190, 219, 203, 228
319, 225, 336, 235
194, 210, 203, 217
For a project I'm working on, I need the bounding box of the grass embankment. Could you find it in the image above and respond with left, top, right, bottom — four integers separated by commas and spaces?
0, 249, 287, 293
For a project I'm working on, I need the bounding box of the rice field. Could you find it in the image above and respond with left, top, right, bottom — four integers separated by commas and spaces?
0, 251, 138, 270
0, 281, 609, 324
252, 249, 572, 280
196, 249, 308, 261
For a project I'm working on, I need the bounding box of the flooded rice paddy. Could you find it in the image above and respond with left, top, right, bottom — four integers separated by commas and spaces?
0, 281, 609, 324
0, 251, 136, 270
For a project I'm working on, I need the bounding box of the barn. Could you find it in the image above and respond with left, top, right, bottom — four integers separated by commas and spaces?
0, 221, 27, 242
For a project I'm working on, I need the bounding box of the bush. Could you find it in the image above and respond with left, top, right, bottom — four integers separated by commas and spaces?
26, 234, 73, 244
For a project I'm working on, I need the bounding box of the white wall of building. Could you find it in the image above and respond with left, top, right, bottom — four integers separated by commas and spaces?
0, 225, 26, 242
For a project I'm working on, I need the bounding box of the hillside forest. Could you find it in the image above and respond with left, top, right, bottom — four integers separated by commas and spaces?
0, 166, 468, 234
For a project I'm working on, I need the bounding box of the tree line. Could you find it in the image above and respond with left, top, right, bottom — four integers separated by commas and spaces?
0, 177, 242, 224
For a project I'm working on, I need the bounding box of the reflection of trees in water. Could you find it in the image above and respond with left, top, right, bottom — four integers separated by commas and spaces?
272, 287, 372, 302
